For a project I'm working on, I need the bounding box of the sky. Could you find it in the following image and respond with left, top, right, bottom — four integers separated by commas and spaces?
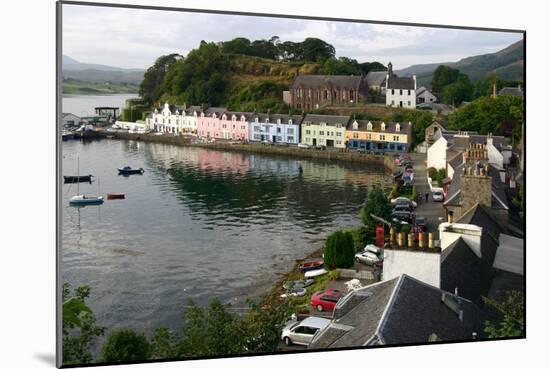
62, 4, 523, 70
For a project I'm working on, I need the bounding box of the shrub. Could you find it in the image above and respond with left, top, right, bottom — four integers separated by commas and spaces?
101, 328, 150, 363
324, 230, 355, 269
360, 185, 392, 233
436, 168, 447, 187
428, 167, 437, 180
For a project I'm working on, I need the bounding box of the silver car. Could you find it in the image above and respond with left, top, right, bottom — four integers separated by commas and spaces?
281, 317, 331, 346
355, 251, 382, 266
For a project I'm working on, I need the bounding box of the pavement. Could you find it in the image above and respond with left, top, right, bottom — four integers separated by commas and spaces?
409, 153, 446, 233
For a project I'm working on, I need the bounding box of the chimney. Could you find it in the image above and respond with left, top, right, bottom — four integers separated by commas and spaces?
428, 232, 434, 248
438, 222, 483, 257
492, 82, 497, 98
390, 227, 396, 245
407, 233, 414, 248
447, 210, 454, 223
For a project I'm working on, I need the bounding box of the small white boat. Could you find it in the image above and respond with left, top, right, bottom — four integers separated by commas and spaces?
69, 194, 104, 206
304, 268, 328, 278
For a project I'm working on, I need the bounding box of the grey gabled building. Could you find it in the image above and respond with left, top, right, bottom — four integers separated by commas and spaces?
309, 274, 484, 348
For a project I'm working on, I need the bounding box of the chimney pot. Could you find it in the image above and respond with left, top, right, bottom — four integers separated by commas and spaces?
408, 233, 414, 248
447, 211, 454, 223
428, 233, 434, 248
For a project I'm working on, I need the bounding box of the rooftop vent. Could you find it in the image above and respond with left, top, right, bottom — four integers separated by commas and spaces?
441, 293, 463, 322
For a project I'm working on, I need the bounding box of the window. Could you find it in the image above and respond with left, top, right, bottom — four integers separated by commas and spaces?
336, 132, 342, 137
277, 136, 282, 142
288, 136, 294, 142
392, 100, 395, 106
408, 101, 411, 106
394, 136, 399, 141
306, 130, 311, 135
305, 122, 311, 126
277, 127, 281, 133
320, 122, 326, 127
319, 131, 324, 136
254, 126, 260, 132
253, 134, 261, 140
380, 135, 385, 140
400, 90, 403, 95
336, 124, 342, 128
392, 89, 395, 95
367, 134, 371, 140
353, 133, 359, 139
287, 128, 294, 134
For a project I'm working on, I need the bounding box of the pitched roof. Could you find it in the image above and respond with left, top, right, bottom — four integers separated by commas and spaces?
441, 133, 508, 150
447, 151, 464, 170
455, 203, 503, 267
498, 86, 523, 97
250, 113, 303, 124
310, 275, 484, 348
365, 71, 387, 87
441, 238, 493, 305
291, 74, 365, 90
493, 234, 524, 275
303, 114, 351, 126
387, 75, 415, 90
347, 120, 410, 134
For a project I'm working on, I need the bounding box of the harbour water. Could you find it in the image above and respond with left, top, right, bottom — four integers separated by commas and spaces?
62, 93, 138, 117
62, 138, 390, 335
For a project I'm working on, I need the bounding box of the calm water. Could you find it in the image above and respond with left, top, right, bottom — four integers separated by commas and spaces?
62, 139, 390, 334
62, 94, 138, 117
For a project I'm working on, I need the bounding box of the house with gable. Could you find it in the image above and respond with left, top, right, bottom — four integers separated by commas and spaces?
309, 274, 484, 348
248, 113, 303, 145
345, 119, 412, 153
385, 62, 416, 109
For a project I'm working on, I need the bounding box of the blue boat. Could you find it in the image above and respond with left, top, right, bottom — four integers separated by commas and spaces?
118, 166, 144, 175
69, 195, 104, 206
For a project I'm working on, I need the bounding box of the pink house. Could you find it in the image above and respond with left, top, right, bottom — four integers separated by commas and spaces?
197, 107, 226, 140
197, 108, 249, 141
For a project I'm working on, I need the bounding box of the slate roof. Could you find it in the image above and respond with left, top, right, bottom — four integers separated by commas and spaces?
487, 164, 509, 210
442, 133, 508, 150
291, 74, 365, 90
303, 114, 351, 127
204, 107, 227, 116
493, 233, 524, 275
365, 71, 387, 87
444, 163, 463, 206
455, 203, 503, 267
310, 275, 484, 348
498, 86, 523, 97
441, 237, 493, 305
250, 113, 303, 125
347, 120, 411, 134
387, 75, 415, 90
447, 151, 464, 170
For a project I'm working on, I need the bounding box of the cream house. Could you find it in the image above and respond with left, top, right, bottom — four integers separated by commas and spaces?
300, 114, 351, 148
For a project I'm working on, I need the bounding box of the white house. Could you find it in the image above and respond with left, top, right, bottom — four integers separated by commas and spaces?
416, 86, 437, 104
382, 248, 441, 288
385, 62, 416, 109
146, 103, 200, 135
61, 113, 81, 127
249, 113, 302, 145
486, 133, 513, 169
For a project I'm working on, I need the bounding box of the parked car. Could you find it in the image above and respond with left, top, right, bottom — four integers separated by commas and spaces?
391, 197, 417, 208
432, 190, 444, 202
414, 216, 428, 232
392, 211, 414, 224
364, 244, 383, 256
355, 251, 383, 266
393, 203, 414, 213
298, 143, 310, 149
281, 317, 331, 346
310, 289, 343, 312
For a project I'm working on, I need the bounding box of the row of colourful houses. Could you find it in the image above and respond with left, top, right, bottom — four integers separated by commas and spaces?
145, 103, 412, 152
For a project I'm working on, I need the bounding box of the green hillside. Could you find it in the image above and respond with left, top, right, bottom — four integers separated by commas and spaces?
63, 79, 139, 95
396, 40, 524, 84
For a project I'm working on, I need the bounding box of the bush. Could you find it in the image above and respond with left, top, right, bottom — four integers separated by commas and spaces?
428, 167, 437, 181
101, 328, 151, 363
436, 168, 446, 187
360, 185, 392, 233
324, 230, 355, 269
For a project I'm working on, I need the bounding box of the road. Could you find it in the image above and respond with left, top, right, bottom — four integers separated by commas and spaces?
410, 153, 446, 234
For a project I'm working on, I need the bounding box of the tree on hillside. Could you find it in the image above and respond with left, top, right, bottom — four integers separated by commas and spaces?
360, 186, 392, 233
442, 74, 474, 106
221, 37, 252, 55
447, 95, 523, 139
139, 53, 182, 105
319, 57, 362, 75
301, 37, 336, 62
431, 65, 460, 94
160, 43, 229, 106
358, 61, 387, 74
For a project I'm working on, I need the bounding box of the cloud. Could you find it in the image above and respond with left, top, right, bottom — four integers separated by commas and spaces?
62, 4, 523, 70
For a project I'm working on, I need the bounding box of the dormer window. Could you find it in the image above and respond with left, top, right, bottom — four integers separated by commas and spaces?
255, 117, 259, 123
265, 118, 269, 123
231, 115, 236, 121
277, 119, 281, 124
352, 120, 358, 130
241, 116, 245, 122
289, 119, 293, 124
396, 123, 401, 132
367, 121, 373, 131
200, 112, 205, 117
381, 122, 386, 131
213, 113, 217, 119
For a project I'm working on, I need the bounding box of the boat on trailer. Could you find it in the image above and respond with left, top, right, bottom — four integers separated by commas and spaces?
118, 166, 144, 175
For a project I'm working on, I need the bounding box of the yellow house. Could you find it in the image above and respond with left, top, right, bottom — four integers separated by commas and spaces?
300, 114, 351, 148
345, 119, 412, 152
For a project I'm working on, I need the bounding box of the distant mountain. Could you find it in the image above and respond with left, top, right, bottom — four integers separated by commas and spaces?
396, 40, 524, 84
62, 55, 145, 84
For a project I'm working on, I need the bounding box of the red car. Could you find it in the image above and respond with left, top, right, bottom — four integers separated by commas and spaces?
310, 289, 343, 312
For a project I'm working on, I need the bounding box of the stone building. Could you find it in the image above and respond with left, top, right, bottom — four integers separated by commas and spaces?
289, 74, 369, 110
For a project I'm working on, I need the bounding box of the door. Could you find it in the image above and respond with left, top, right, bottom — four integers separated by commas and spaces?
326, 139, 334, 147
272, 135, 277, 142
313, 138, 317, 146
290, 326, 310, 345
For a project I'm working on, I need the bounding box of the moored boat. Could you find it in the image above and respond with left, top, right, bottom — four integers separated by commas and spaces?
298, 258, 324, 272
64, 175, 93, 183
107, 193, 126, 200
118, 166, 144, 175
69, 194, 104, 206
